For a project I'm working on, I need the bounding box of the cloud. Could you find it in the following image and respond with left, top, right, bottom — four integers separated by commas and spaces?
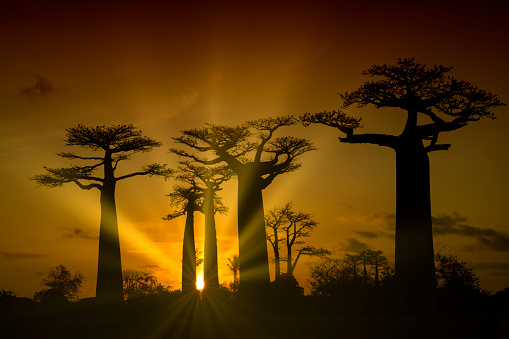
0, 250, 46, 260
337, 238, 370, 252
432, 212, 509, 251
22, 75, 55, 99
139, 264, 160, 270
353, 230, 394, 240
61, 227, 98, 240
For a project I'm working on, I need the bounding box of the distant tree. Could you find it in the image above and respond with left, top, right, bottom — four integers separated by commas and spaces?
173, 116, 315, 296
366, 250, 389, 287
123, 270, 171, 301
282, 205, 328, 277
435, 250, 482, 293
265, 203, 292, 280
32, 124, 171, 303
164, 184, 203, 294
0, 289, 16, 299
226, 255, 240, 294
266, 203, 329, 279
308, 250, 393, 296
33, 265, 84, 302
302, 58, 505, 311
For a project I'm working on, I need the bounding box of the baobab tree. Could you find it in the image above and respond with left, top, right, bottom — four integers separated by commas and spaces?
32, 124, 170, 303
265, 203, 292, 280
173, 116, 315, 296
164, 184, 203, 294
171, 161, 231, 291
265, 202, 330, 279
302, 58, 505, 312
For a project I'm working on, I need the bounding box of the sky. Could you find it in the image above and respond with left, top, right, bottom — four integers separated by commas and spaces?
1, 0, 508, 298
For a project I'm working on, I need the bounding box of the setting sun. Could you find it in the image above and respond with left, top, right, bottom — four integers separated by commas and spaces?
196, 279, 204, 290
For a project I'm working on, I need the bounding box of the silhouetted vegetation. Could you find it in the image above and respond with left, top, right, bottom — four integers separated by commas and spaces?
265, 202, 330, 280
33, 265, 84, 303
302, 58, 506, 314
32, 124, 171, 303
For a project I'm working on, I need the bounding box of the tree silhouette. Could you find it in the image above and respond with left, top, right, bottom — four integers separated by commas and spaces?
226, 255, 240, 294
265, 203, 292, 280
33, 265, 84, 302
266, 203, 329, 279
123, 270, 172, 301
309, 250, 393, 296
32, 124, 170, 304
171, 161, 231, 292
282, 204, 328, 277
302, 58, 505, 311
164, 184, 203, 294
173, 116, 315, 296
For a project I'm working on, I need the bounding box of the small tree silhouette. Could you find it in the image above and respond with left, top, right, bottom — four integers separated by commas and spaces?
266, 203, 329, 279
302, 58, 505, 312
33, 265, 84, 302
173, 116, 315, 296
265, 203, 292, 280
32, 124, 171, 303
226, 255, 240, 294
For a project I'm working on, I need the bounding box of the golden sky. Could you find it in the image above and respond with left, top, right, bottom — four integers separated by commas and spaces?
1, 0, 508, 298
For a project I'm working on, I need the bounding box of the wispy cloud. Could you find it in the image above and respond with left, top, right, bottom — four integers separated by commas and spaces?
22, 75, 55, 99
336, 238, 370, 252
354, 230, 394, 240
61, 227, 98, 240
0, 250, 47, 260
139, 264, 160, 270
432, 212, 509, 251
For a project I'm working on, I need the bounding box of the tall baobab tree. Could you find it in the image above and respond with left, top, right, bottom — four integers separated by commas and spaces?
164, 184, 203, 294
265, 202, 330, 279
172, 161, 231, 291
302, 58, 505, 312
265, 203, 292, 280
173, 116, 315, 296
32, 124, 170, 303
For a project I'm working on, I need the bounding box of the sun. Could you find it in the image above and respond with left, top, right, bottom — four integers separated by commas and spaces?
196, 279, 204, 290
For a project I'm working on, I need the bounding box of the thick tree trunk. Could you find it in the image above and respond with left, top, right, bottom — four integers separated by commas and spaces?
182, 208, 197, 294
237, 170, 270, 297
203, 188, 219, 291
395, 136, 436, 313
96, 180, 124, 303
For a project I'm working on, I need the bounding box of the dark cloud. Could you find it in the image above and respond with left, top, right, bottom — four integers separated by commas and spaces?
61, 227, 98, 240
354, 230, 394, 240
22, 75, 55, 99
0, 250, 46, 260
337, 238, 370, 252
432, 212, 509, 251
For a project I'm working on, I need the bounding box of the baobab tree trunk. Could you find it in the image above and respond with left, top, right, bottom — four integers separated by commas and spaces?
96, 180, 124, 303
237, 171, 270, 297
395, 136, 436, 313
203, 188, 219, 291
287, 245, 293, 276
182, 208, 197, 294
273, 230, 281, 280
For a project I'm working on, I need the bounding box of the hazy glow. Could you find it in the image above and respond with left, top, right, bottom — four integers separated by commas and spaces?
196, 279, 204, 290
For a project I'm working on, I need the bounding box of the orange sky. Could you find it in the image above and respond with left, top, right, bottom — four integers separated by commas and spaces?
1, 0, 509, 298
